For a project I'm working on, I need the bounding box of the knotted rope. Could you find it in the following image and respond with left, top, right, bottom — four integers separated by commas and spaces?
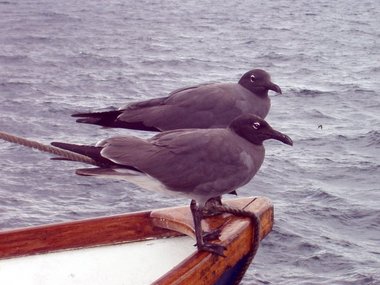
1, 131, 260, 283
0, 131, 97, 166
210, 198, 261, 285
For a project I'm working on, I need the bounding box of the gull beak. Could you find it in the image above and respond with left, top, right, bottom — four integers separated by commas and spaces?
271, 130, 293, 146
267, 82, 282, 94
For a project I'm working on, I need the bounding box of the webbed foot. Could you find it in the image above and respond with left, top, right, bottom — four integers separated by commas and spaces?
202, 228, 222, 242
196, 242, 226, 257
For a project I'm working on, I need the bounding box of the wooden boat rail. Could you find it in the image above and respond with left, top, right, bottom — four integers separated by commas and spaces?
0, 197, 274, 285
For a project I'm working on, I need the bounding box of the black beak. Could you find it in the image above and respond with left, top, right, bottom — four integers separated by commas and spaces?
271, 130, 293, 146
267, 82, 282, 94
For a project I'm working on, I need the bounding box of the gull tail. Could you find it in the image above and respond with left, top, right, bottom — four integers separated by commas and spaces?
72, 110, 160, 131
51, 142, 142, 172
51, 142, 110, 166
72, 110, 123, 127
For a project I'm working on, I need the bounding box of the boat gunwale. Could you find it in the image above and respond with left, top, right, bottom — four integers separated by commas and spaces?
0, 196, 274, 285
0, 209, 180, 260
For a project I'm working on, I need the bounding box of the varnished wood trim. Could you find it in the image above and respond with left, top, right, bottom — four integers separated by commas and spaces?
0, 195, 274, 285
152, 197, 274, 285
0, 211, 178, 259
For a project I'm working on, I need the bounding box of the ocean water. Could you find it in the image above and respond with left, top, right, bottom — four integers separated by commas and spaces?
0, 0, 379, 284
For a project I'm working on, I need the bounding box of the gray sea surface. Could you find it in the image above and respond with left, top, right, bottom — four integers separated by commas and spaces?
0, 0, 379, 284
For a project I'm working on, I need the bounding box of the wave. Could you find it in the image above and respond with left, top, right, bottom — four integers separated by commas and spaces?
0, 54, 32, 64
255, 52, 289, 61
288, 87, 335, 97
304, 187, 345, 204
364, 130, 380, 146
333, 131, 380, 148
0, 81, 33, 93
37, 11, 81, 23
67, 53, 126, 68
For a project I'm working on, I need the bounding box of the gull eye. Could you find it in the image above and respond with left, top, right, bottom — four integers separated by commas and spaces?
250, 74, 256, 82
252, 122, 261, 129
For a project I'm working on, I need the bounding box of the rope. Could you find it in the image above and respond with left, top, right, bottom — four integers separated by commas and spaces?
1, 131, 260, 283
210, 198, 260, 285
0, 131, 98, 166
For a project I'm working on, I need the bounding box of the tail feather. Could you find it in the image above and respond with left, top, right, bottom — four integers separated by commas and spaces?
51, 142, 112, 166
72, 110, 160, 131
72, 110, 123, 127
76, 168, 118, 176
51, 142, 143, 172
76, 167, 142, 177
71, 106, 118, 117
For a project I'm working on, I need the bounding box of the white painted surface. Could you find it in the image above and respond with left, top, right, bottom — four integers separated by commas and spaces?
0, 236, 195, 285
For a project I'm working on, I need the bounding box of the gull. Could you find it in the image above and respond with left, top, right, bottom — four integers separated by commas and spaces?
52, 114, 292, 254
72, 69, 282, 131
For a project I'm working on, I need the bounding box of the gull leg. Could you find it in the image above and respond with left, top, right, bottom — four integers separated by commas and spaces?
203, 196, 224, 217
202, 228, 222, 242
190, 200, 204, 248
190, 200, 226, 256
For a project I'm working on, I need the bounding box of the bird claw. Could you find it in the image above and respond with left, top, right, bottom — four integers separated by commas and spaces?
201, 208, 224, 217
202, 201, 224, 217
196, 242, 227, 257
202, 229, 222, 242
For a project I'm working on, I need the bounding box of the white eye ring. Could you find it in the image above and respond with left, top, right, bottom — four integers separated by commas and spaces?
252, 122, 260, 129
250, 75, 256, 82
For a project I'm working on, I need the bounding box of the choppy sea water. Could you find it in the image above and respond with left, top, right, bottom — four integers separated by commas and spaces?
0, 0, 379, 284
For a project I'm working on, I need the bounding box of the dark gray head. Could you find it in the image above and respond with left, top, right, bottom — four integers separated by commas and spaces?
229, 114, 293, 146
238, 69, 282, 97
